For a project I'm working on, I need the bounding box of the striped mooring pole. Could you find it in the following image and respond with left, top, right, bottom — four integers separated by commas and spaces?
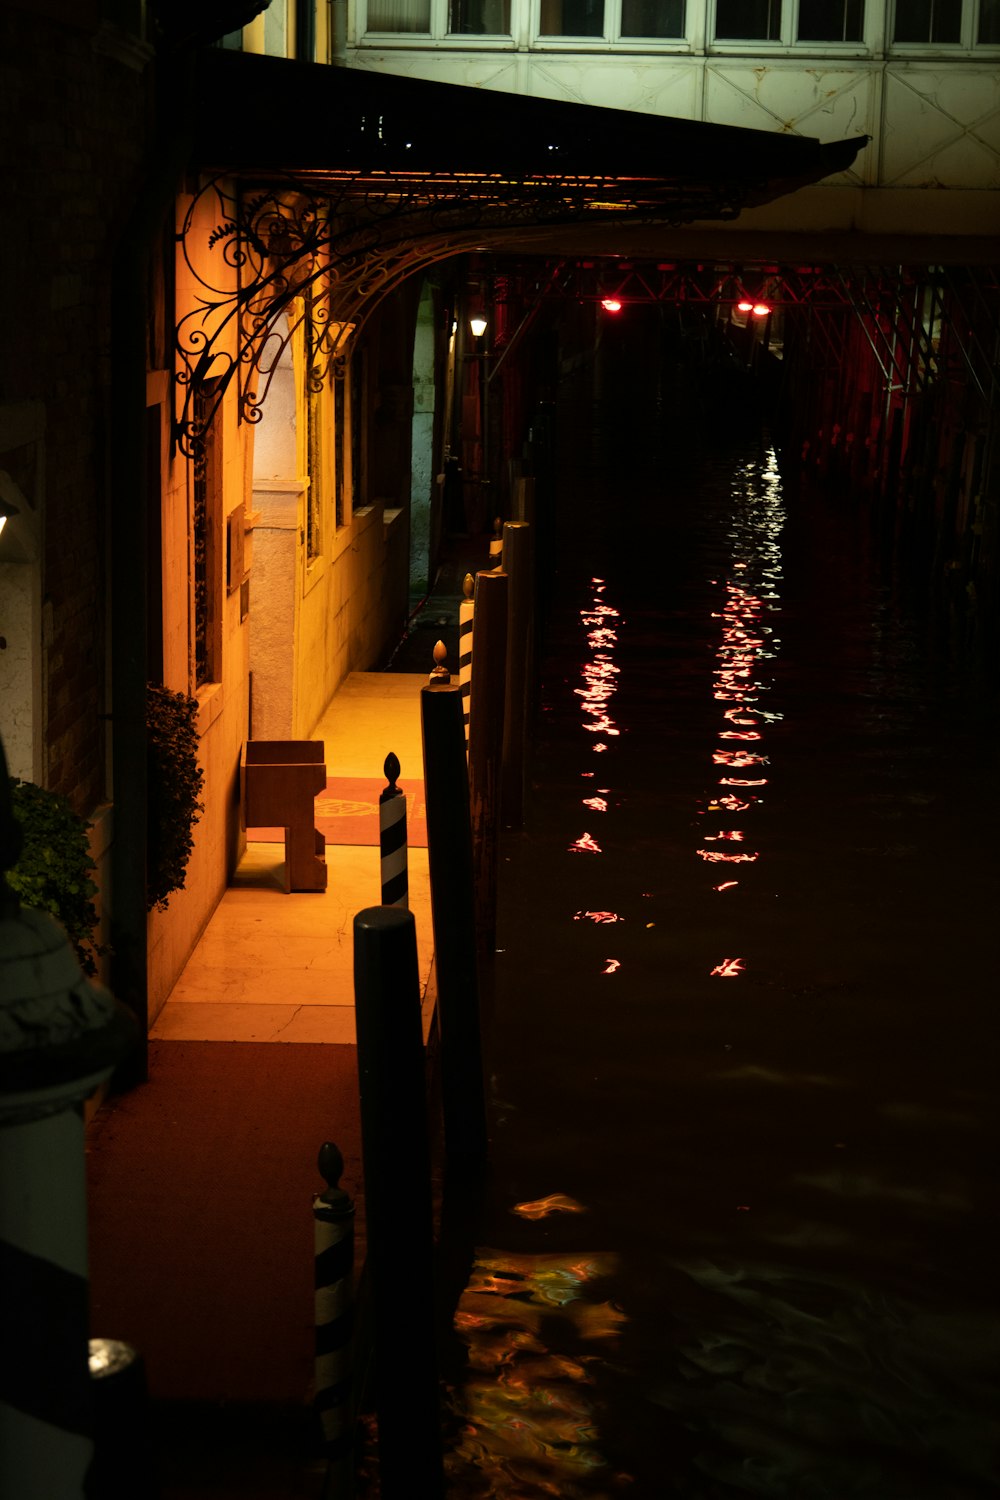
378, 752, 408, 909
459, 571, 474, 748
314, 1140, 356, 1500
0, 740, 137, 1500
488, 515, 503, 568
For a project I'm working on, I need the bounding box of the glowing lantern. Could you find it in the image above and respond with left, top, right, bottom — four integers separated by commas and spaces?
600, 297, 623, 313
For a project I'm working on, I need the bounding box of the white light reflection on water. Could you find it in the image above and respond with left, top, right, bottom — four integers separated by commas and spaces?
700, 448, 785, 927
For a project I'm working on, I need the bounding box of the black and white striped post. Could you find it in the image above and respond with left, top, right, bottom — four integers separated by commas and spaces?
0, 741, 137, 1500
378, 752, 408, 910
488, 515, 503, 568
313, 1140, 355, 1500
459, 572, 474, 748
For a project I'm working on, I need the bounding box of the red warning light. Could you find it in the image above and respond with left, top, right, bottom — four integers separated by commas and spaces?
751, 302, 771, 317
737, 299, 754, 313
600, 297, 623, 313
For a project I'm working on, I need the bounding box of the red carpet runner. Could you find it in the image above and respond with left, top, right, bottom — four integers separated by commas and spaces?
87, 1041, 362, 1405
247, 776, 427, 848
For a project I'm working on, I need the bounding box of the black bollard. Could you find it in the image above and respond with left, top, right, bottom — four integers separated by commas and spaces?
420, 681, 488, 1165
352, 907, 443, 1499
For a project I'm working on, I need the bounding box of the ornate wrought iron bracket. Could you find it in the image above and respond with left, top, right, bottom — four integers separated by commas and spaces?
173, 168, 756, 458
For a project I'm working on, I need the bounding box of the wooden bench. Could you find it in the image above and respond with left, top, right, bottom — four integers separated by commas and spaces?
241, 740, 328, 892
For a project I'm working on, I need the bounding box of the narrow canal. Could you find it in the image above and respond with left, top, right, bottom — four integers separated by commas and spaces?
439, 321, 1000, 1499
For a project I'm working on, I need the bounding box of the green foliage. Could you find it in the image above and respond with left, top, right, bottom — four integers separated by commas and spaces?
8, 779, 102, 975
147, 683, 205, 912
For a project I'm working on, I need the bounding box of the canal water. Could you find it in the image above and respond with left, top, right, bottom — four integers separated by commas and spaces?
438, 326, 1000, 1498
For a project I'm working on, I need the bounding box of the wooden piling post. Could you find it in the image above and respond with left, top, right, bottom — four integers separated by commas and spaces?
467, 568, 508, 952
420, 674, 488, 1165
352, 906, 443, 1498
513, 474, 536, 530
501, 521, 532, 830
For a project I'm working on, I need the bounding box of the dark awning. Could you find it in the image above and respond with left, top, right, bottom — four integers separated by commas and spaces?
192, 48, 867, 222
175, 49, 867, 456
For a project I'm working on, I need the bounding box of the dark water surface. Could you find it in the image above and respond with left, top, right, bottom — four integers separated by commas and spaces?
439, 359, 1000, 1498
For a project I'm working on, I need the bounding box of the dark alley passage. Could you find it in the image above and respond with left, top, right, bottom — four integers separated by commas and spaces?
436, 332, 1000, 1499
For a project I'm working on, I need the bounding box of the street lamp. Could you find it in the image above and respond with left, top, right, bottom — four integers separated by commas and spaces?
469, 314, 488, 339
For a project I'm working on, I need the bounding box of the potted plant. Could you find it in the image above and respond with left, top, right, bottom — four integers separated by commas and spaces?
146, 683, 205, 912
8, 777, 104, 975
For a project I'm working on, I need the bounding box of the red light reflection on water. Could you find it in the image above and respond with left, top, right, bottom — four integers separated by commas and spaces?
572, 582, 622, 851
602, 959, 621, 975
578, 587, 621, 751
714, 880, 739, 891
719, 777, 768, 787
569, 832, 602, 854
713, 749, 768, 767
704, 829, 745, 842
711, 957, 745, 976
513, 1194, 587, 1220
573, 910, 622, 923
697, 849, 758, 863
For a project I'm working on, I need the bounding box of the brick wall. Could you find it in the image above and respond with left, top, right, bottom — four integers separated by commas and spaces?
1, 5, 151, 812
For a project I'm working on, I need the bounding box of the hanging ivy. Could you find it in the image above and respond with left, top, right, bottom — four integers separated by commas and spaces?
8, 778, 103, 975
147, 683, 205, 912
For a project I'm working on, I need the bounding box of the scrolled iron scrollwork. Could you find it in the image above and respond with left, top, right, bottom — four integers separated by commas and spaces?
174, 166, 752, 458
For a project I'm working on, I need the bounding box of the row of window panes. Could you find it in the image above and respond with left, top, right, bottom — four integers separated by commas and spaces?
365, 0, 1000, 43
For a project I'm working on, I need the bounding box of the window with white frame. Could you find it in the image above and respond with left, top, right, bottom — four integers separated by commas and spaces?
891, 0, 1000, 44
366, 0, 431, 31
362, 0, 688, 38
713, 0, 863, 41
452, 0, 513, 32
364, 0, 516, 33
539, 0, 686, 36
358, 0, 1000, 43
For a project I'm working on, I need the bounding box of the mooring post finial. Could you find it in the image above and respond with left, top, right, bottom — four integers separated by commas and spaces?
462, 572, 474, 600
317, 1140, 349, 1207
429, 640, 451, 685
383, 752, 401, 793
